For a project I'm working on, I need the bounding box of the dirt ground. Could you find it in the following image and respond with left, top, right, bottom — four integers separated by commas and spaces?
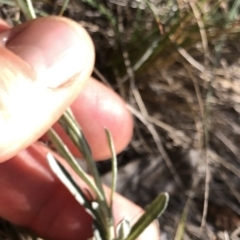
0, 1, 240, 240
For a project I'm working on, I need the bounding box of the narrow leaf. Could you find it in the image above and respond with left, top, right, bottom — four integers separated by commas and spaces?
47, 153, 95, 217
116, 218, 131, 240
14, 0, 35, 20
126, 193, 169, 240
26, 0, 36, 19
104, 128, 117, 210
47, 152, 107, 239
60, 111, 106, 200
59, 111, 112, 223
48, 128, 104, 202
59, 0, 70, 15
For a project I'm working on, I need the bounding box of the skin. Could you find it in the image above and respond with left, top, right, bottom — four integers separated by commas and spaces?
0, 17, 160, 240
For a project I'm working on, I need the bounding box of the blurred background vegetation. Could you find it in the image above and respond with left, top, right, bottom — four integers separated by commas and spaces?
0, 0, 240, 239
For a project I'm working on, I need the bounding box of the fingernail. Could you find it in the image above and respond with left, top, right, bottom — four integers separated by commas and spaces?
2, 17, 89, 88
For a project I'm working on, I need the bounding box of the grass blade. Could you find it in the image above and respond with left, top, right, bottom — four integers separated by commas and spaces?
126, 193, 169, 240
59, 0, 70, 16
48, 128, 104, 202
47, 153, 107, 239
116, 218, 131, 240
47, 153, 94, 215
14, 0, 35, 20
52, 112, 115, 239
104, 128, 117, 210
26, 0, 36, 19
60, 111, 106, 199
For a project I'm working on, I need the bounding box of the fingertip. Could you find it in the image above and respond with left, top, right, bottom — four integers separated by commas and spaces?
70, 78, 133, 160
0, 17, 95, 162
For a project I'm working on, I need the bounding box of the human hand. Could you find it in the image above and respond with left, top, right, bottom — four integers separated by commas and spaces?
0, 17, 159, 240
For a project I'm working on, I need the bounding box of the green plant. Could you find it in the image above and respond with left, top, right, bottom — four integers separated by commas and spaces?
47, 109, 169, 240
8, 1, 169, 239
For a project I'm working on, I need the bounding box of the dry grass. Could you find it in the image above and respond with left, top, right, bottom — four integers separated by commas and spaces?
0, 0, 240, 239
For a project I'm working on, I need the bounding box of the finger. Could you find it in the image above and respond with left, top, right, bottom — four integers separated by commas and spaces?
0, 142, 159, 240
0, 16, 95, 163
69, 78, 133, 160
42, 77, 133, 160
0, 18, 10, 31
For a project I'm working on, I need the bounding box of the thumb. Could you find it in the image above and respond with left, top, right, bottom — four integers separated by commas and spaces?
0, 17, 94, 162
